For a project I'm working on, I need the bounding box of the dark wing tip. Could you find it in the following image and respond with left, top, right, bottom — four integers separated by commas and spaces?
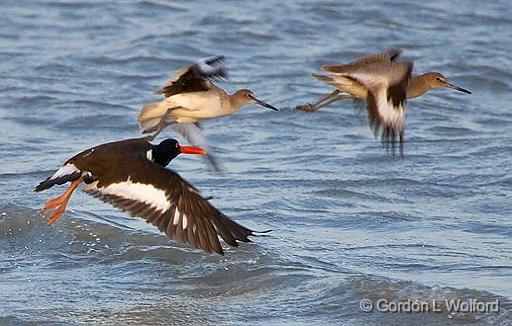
194, 56, 228, 79
34, 183, 46, 192
380, 128, 405, 157
203, 55, 225, 65
388, 48, 404, 61
34, 177, 51, 192
254, 229, 272, 235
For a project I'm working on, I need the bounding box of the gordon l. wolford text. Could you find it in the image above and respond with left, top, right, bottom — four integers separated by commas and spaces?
360, 298, 500, 313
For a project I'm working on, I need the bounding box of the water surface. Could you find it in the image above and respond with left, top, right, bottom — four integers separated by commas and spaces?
1, 0, 511, 325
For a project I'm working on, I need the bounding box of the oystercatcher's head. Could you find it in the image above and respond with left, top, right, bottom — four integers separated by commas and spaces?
152, 139, 207, 166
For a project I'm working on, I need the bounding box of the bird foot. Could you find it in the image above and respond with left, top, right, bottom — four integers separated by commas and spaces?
42, 194, 67, 211
41, 178, 82, 225
42, 195, 68, 225
47, 205, 67, 225
295, 103, 318, 112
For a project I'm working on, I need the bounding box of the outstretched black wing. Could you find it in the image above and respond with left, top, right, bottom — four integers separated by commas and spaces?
83, 157, 255, 255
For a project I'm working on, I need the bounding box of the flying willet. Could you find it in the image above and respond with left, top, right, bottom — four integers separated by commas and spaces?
297, 49, 471, 156
137, 56, 278, 170
298, 49, 470, 112
36, 137, 267, 255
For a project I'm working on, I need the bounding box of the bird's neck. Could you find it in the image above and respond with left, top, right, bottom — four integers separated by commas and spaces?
228, 94, 246, 113
407, 74, 432, 99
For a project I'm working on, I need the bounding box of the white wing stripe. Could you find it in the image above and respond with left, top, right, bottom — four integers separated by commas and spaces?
375, 89, 405, 131
173, 208, 180, 225
182, 215, 188, 230
100, 179, 171, 213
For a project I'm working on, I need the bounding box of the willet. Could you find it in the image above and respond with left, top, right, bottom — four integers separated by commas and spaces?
36, 137, 267, 255
137, 56, 278, 170
298, 49, 471, 112
297, 49, 471, 156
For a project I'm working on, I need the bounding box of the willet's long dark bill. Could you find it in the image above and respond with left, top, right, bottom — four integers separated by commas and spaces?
137, 56, 278, 171
35, 137, 267, 255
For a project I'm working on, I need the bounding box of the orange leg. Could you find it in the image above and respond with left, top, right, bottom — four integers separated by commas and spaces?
42, 177, 83, 225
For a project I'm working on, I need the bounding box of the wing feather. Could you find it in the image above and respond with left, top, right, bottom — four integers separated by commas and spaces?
171, 122, 221, 171
358, 62, 412, 156
156, 56, 227, 97
83, 159, 255, 254
321, 48, 403, 74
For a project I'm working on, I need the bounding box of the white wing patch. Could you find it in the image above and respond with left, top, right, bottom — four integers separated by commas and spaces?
182, 215, 188, 230
374, 88, 405, 132
173, 208, 180, 225
84, 180, 192, 231
171, 207, 188, 230
50, 163, 79, 181
96, 178, 171, 213
345, 66, 406, 133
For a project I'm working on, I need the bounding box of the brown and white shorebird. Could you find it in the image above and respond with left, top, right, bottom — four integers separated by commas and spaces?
35, 137, 266, 255
298, 49, 471, 155
137, 56, 278, 170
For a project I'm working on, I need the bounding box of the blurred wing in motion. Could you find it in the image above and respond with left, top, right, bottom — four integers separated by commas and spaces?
346, 61, 413, 156
156, 56, 227, 97
171, 122, 222, 171
321, 48, 403, 74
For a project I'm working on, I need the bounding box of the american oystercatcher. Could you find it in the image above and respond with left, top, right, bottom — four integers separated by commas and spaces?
137, 56, 278, 170
35, 137, 263, 255
297, 49, 470, 156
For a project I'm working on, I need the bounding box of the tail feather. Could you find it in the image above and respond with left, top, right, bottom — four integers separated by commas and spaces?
312, 73, 334, 83
35, 171, 81, 192
211, 212, 271, 246
313, 73, 365, 97
137, 102, 162, 132
313, 73, 352, 88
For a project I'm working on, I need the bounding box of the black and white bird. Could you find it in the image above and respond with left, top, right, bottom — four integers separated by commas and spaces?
35, 137, 266, 255
137, 56, 278, 170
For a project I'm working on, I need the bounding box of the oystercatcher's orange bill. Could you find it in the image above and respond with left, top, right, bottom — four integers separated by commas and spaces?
179, 146, 207, 155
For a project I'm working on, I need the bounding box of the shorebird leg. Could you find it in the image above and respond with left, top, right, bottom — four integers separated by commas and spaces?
296, 90, 354, 112
43, 177, 83, 225
296, 90, 339, 112
143, 108, 176, 140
